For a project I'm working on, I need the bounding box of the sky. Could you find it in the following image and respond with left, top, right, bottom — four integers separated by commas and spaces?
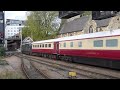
5, 11, 27, 20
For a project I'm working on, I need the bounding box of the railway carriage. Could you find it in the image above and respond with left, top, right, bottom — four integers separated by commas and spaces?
32, 39, 59, 59
23, 29, 120, 69
58, 29, 120, 69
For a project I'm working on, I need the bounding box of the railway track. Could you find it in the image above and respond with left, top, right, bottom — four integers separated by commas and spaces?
17, 54, 120, 79
21, 56, 50, 79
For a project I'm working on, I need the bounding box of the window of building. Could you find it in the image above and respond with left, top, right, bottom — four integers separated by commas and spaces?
14, 30, 16, 32
64, 43, 66, 47
0, 20, 3, 23
78, 42, 82, 47
89, 25, 93, 33
96, 28, 99, 32
11, 30, 12, 32
100, 27, 103, 31
11, 33, 13, 35
70, 42, 73, 47
42, 44, 44, 47
117, 18, 119, 21
106, 39, 118, 47
70, 33, 73, 36
8, 33, 10, 35
8, 30, 10, 32
45, 44, 47, 47
94, 40, 103, 47
49, 44, 51, 47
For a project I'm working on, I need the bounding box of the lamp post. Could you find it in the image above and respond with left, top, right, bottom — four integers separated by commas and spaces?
19, 27, 22, 52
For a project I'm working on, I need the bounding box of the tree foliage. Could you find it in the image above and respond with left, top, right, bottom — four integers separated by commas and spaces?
22, 11, 60, 41
81, 11, 92, 16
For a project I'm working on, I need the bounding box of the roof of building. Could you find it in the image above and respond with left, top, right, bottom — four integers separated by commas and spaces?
95, 17, 111, 28
22, 37, 33, 42
59, 16, 90, 34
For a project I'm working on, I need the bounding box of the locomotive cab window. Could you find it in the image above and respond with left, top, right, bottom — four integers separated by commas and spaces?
70, 42, 73, 47
94, 40, 103, 47
106, 39, 118, 47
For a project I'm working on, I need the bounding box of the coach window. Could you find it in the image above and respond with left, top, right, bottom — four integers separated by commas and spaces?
60, 43, 61, 47
42, 44, 44, 47
94, 40, 103, 47
78, 42, 82, 47
64, 43, 66, 47
106, 39, 118, 47
40, 44, 41, 48
49, 44, 51, 47
45, 44, 47, 47
70, 42, 73, 47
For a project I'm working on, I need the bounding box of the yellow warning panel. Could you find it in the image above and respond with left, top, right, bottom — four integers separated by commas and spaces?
68, 71, 77, 77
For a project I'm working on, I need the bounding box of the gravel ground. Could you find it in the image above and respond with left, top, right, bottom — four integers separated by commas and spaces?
32, 61, 66, 79
5, 56, 26, 79
32, 61, 90, 79
27, 55, 120, 78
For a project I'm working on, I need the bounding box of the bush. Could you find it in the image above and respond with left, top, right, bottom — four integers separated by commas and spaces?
0, 47, 5, 56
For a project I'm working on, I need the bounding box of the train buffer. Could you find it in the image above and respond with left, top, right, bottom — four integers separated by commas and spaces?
68, 71, 77, 79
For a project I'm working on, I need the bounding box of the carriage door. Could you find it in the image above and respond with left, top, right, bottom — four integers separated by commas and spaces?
54, 42, 59, 54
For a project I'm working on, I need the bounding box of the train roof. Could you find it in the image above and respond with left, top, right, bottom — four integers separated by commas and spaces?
32, 29, 120, 44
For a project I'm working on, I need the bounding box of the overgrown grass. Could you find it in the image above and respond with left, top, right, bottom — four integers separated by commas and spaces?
0, 71, 24, 79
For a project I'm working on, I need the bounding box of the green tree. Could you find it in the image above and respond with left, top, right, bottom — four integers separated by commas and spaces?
81, 11, 92, 16
22, 11, 60, 41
